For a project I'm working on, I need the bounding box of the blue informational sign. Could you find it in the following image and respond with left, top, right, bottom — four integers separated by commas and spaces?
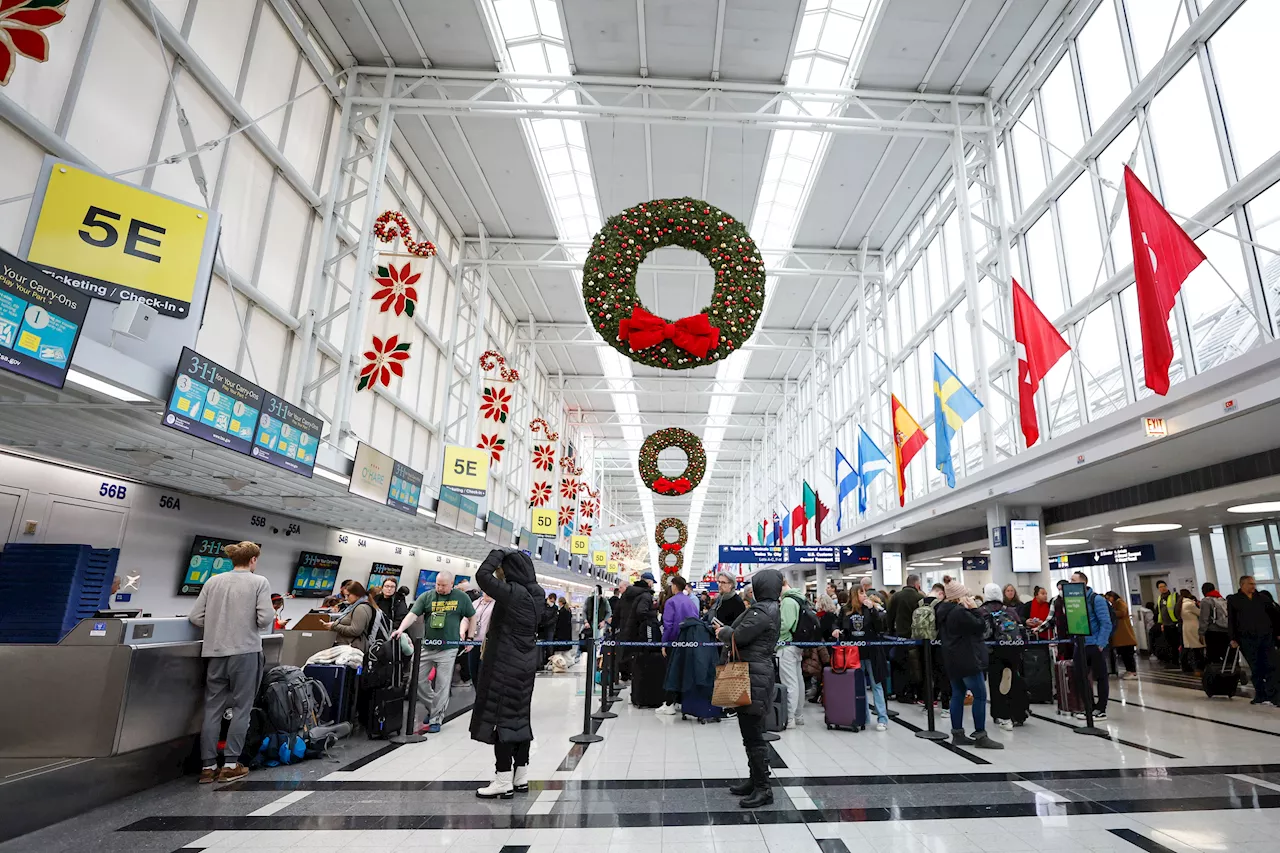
251, 392, 322, 477
963, 556, 990, 572
164, 347, 262, 455
368, 562, 402, 591
718, 545, 872, 564
0, 248, 89, 389
387, 460, 423, 514
114, 593, 131, 603
991, 526, 1008, 548
290, 551, 342, 598
1053, 543, 1155, 570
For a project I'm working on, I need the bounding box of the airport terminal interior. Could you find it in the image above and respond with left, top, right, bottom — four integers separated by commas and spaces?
3, 0, 1280, 851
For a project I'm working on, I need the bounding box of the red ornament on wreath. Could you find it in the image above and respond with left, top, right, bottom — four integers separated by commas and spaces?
582, 197, 766, 369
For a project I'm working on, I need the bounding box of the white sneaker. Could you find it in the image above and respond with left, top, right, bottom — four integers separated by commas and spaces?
875, 722, 888, 731
656, 704, 678, 716
513, 765, 529, 792
998, 718, 1014, 732
793, 717, 805, 727
477, 770, 514, 799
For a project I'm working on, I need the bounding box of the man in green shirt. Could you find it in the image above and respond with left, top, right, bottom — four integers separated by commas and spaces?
392, 570, 475, 733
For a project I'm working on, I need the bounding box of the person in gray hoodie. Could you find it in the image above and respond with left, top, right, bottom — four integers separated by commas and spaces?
715, 569, 782, 809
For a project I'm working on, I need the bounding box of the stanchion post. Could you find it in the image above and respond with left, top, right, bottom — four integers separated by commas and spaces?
590, 589, 617, 721
915, 640, 947, 741
570, 633, 604, 744
390, 635, 427, 744
1072, 635, 1107, 737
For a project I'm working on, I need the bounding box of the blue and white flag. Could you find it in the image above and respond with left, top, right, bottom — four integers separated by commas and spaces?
857, 426, 892, 515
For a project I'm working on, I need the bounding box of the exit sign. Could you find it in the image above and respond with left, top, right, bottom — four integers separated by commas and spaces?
1143, 417, 1167, 438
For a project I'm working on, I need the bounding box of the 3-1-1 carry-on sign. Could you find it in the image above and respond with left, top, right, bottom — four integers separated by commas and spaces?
24, 162, 215, 318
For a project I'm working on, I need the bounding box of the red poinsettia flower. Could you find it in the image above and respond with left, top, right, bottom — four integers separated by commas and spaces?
580, 499, 598, 518
578, 522, 593, 537
477, 433, 505, 464
0, 1, 69, 87
558, 505, 575, 527
560, 478, 579, 499
371, 262, 420, 317
357, 334, 411, 390
532, 444, 555, 472
529, 481, 551, 507
479, 384, 512, 424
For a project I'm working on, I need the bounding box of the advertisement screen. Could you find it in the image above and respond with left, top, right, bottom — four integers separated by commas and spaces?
178, 535, 241, 596
881, 551, 903, 586
164, 347, 262, 455
368, 562, 403, 591
290, 551, 342, 598
0, 248, 89, 389
416, 569, 439, 598
1011, 519, 1042, 573
251, 392, 321, 477
350, 441, 422, 515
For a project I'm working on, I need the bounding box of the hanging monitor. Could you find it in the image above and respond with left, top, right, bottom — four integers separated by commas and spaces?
1011, 519, 1042, 573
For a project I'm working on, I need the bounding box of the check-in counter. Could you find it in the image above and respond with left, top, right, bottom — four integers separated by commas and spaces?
0, 617, 281, 842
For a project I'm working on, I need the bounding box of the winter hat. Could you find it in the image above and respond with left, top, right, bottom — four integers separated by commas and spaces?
983, 583, 1002, 603
640, 571, 656, 583
943, 578, 969, 602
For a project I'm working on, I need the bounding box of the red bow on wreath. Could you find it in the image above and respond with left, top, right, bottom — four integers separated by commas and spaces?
660, 542, 682, 552
653, 477, 692, 495
618, 306, 721, 359
663, 564, 680, 574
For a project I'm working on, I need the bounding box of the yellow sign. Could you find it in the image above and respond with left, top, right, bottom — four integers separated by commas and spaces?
608, 560, 618, 573
570, 535, 589, 555
531, 507, 556, 536
27, 162, 213, 318
592, 550, 607, 567
441, 444, 489, 496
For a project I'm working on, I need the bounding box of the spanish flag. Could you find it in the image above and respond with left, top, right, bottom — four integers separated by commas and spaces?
892, 394, 928, 507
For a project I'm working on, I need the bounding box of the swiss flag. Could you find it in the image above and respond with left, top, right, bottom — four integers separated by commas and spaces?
1125, 166, 1206, 395
1013, 279, 1070, 448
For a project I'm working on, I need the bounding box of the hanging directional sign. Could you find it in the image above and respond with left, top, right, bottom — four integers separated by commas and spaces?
717, 545, 872, 565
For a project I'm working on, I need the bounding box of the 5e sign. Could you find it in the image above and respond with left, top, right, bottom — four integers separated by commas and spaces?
24, 161, 217, 318
440, 444, 489, 497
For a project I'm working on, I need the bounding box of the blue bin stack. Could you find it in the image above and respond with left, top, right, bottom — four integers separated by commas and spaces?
0, 544, 119, 643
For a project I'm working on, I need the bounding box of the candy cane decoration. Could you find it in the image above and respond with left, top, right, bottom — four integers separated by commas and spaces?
529, 417, 559, 442
479, 349, 521, 382
373, 210, 438, 258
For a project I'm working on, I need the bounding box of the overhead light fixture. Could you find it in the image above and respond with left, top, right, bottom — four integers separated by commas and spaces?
282, 496, 315, 510
314, 467, 350, 487
1113, 523, 1183, 533
911, 562, 943, 567
1045, 538, 1089, 546
66, 369, 149, 403
1227, 502, 1280, 514
980, 549, 990, 555
940, 557, 962, 563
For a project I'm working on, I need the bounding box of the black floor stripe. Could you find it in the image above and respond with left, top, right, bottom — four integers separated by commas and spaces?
1114, 697, 1280, 736
117, 793, 1280, 832
336, 743, 401, 773
816, 839, 852, 853
888, 715, 991, 766
1109, 828, 1181, 853
767, 745, 788, 769
498, 846, 531, 853
1029, 712, 1183, 759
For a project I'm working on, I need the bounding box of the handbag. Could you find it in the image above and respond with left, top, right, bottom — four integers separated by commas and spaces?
831, 644, 861, 673
711, 637, 753, 708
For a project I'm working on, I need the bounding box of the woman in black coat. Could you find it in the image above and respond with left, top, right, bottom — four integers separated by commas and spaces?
554, 596, 574, 651
714, 568, 781, 809
472, 549, 545, 799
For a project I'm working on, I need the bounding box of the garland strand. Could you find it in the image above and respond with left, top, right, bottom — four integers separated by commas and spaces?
373, 210, 438, 258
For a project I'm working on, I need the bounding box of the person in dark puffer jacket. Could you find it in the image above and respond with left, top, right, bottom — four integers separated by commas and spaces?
472, 549, 545, 799
715, 569, 782, 809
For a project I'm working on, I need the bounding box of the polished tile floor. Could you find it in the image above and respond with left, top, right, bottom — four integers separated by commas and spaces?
4, 666, 1279, 853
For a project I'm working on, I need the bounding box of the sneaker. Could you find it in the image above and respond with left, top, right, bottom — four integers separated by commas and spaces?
793, 717, 805, 727
1094, 711, 1107, 720
415, 723, 431, 735
656, 704, 677, 716
198, 768, 217, 784
427, 723, 441, 734
216, 764, 248, 783
998, 718, 1014, 732
875, 722, 888, 732
999, 668, 1012, 696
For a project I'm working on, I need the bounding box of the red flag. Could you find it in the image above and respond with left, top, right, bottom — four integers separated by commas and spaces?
747, 534, 752, 545
792, 504, 807, 545
815, 497, 829, 543
1012, 279, 1070, 448
1124, 165, 1206, 395
892, 395, 928, 507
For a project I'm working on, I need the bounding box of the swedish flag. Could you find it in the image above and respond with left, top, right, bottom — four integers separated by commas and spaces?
933, 354, 983, 488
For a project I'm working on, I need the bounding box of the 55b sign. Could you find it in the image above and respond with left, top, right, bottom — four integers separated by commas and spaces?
441, 444, 489, 497
23, 160, 218, 318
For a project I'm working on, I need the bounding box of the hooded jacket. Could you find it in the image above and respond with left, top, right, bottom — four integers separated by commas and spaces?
779, 588, 807, 643
663, 617, 718, 696
935, 599, 989, 678
470, 549, 545, 745
887, 585, 923, 637
715, 569, 782, 717
618, 580, 657, 644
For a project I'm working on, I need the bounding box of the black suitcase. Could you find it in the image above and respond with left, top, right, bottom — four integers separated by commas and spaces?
1023, 646, 1053, 704
1202, 647, 1243, 698
767, 682, 788, 731
304, 664, 355, 725
631, 651, 667, 708
367, 686, 406, 738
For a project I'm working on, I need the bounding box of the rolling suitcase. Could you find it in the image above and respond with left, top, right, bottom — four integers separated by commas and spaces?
1202, 647, 1243, 698
631, 651, 667, 708
1024, 646, 1053, 704
1055, 659, 1085, 716
680, 689, 722, 723
304, 664, 354, 725
767, 682, 789, 731
367, 686, 405, 738
822, 665, 867, 731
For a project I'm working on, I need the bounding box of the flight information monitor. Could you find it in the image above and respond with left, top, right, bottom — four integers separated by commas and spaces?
416, 569, 439, 598
178, 534, 241, 596
290, 551, 342, 598
369, 562, 402, 591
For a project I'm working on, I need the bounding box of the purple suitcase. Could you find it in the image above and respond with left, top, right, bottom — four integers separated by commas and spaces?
823, 665, 867, 731
680, 689, 722, 723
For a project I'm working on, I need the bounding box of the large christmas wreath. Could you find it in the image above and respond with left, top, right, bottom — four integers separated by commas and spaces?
582, 197, 765, 369
660, 550, 683, 575
655, 517, 687, 551
638, 427, 705, 495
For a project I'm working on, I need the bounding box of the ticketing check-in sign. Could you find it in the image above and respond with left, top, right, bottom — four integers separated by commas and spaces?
24, 162, 217, 318
570, 535, 589, 555
592, 550, 607, 567
530, 507, 556, 538
441, 444, 489, 497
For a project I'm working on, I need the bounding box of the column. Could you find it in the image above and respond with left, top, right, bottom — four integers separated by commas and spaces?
986, 505, 1051, 598
815, 563, 827, 599
1189, 533, 1212, 591
868, 543, 885, 590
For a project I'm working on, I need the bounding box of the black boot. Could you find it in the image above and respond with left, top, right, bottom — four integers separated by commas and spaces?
738, 747, 774, 808
728, 777, 754, 796
951, 729, 975, 746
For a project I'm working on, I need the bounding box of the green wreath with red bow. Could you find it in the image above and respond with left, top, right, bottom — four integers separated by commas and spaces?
638, 427, 705, 496
655, 518, 687, 575
582, 197, 765, 369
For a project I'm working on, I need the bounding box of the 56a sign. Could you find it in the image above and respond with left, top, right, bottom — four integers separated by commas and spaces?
22, 160, 218, 318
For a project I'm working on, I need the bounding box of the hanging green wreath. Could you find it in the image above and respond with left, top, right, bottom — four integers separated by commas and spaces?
655, 517, 688, 552
661, 550, 683, 575
582, 197, 766, 369
638, 427, 705, 496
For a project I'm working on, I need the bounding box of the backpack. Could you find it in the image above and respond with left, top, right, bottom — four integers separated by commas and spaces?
791, 597, 821, 643
911, 599, 938, 641
984, 604, 1025, 644
1087, 592, 1118, 638
259, 665, 330, 741
1202, 596, 1228, 632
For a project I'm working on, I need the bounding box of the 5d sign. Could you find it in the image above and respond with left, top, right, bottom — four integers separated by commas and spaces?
24, 160, 217, 318
441, 444, 489, 497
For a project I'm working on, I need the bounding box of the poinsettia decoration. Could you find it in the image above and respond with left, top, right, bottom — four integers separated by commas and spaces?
558, 505, 575, 528
357, 334, 411, 390
479, 384, 512, 423
371, 261, 419, 317
529, 480, 552, 507
560, 478, 580, 500
578, 522, 593, 536
532, 444, 555, 472
580, 498, 599, 518
477, 433, 506, 464
0, 1, 69, 87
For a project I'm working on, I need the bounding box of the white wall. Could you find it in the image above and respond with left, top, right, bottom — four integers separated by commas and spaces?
0, 450, 482, 624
